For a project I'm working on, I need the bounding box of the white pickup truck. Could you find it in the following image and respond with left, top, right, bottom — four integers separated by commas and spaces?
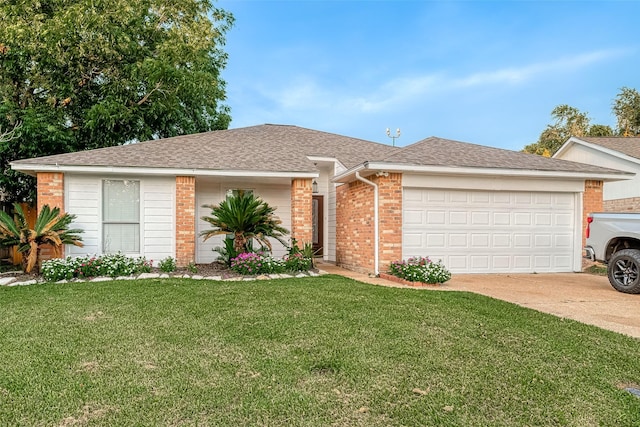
584, 212, 640, 294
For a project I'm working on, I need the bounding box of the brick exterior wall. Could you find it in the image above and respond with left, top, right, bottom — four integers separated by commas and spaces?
335, 173, 403, 274
377, 173, 403, 272
583, 180, 603, 248
175, 176, 196, 267
37, 172, 65, 261
290, 178, 313, 247
37, 172, 64, 212
603, 196, 640, 212
336, 180, 375, 273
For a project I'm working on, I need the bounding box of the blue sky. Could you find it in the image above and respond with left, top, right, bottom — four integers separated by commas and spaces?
216, 0, 638, 151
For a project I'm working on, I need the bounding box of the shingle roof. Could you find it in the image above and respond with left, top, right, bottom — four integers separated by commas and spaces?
12, 124, 399, 172
379, 136, 628, 174
11, 125, 629, 176
577, 136, 640, 160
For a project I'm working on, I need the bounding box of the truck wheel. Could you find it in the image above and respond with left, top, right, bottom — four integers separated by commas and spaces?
608, 249, 640, 294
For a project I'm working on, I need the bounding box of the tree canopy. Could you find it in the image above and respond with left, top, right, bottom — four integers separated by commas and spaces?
523, 87, 640, 156
0, 0, 234, 202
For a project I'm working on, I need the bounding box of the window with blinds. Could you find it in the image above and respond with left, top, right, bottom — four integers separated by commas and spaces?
102, 179, 140, 253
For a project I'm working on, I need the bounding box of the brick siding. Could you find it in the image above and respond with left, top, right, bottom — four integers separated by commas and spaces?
603, 196, 640, 212
37, 172, 65, 261
335, 173, 403, 274
376, 173, 403, 272
290, 178, 313, 247
175, 176, 196, 267
583, 180, 603, 248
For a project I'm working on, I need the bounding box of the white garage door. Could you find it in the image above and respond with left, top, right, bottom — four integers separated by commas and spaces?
402, 189, 577, 273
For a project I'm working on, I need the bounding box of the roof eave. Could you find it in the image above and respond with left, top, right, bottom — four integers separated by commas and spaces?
554, 136, 640, 166
10, 163, 319, 179
332, 161, 633, 183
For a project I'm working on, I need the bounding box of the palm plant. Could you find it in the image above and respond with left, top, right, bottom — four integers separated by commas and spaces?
201, 192, 289, 254
0, 203, 84, 273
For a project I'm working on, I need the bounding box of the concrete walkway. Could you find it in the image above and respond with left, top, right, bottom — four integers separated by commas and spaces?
316, 261, 640, 339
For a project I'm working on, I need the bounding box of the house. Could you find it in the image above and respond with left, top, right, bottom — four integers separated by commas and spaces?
554, 136, 640, 212
10, 124, 631, 274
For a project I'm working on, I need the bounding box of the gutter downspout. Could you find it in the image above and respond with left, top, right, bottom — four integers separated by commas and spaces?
355, 171, 379, 276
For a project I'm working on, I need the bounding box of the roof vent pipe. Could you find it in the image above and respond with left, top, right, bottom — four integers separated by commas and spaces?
355, 171, 379, 276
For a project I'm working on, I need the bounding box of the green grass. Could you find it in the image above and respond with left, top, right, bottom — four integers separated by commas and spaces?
1, 275, 639, 426
584, 263, 608, 276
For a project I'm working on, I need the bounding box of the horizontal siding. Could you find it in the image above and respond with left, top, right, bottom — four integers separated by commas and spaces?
142, 177, 175, 263
65, 175, 175, 264
66, 176, 100, 256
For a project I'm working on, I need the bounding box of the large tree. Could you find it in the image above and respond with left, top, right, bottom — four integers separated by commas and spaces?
524, 105, 613, 156
613, 87, 640, 136
0, 0, 233, 202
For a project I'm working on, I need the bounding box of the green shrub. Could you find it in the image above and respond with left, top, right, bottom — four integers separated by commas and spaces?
284, 252, 312, 272
159, 257, 177, 273
388, 256, 452, 284
41, 254, 152, 282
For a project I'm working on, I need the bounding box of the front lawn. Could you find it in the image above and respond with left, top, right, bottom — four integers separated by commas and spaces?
1, 276, 639, 426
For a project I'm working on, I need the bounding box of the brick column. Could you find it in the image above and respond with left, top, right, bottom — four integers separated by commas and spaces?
375, 173, 403, 273
36, 172, 65, 261
37, 172, 64, 212
290, 178, 313, 248
176, 176, 196, 267
583, 180, 603, 247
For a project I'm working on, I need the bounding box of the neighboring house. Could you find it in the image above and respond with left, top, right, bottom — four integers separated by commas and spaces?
554, 136, 640, 212
10, 124, 631, 274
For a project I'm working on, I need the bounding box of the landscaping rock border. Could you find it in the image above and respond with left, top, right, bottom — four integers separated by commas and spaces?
0, 269, 328, 287
378, 272, 444, 287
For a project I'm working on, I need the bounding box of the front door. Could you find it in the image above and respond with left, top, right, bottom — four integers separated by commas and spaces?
312, 195, 324, 256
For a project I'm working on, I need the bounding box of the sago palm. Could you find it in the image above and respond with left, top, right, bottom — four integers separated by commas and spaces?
0, 203, 84, 273
200, 192, 289, 254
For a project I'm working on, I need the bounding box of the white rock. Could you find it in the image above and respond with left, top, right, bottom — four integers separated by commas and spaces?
159, 274, 170, 278
137, 273, 160, 279
267, 274, 281, 279
16, 279, 37, 286
279, 274, 293, 279
91, 277, 113, 282
225, 277, 243, 282
0, 277, 16, 286
55, 279, 68, 284
205, 276, 223, 281
295, 273, 307, 278
191, 275, 204, 280
309, 271, 320, 277
116, 276, 135, 281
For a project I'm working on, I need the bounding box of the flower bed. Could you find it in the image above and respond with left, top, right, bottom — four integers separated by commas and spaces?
387, 256, 452, 285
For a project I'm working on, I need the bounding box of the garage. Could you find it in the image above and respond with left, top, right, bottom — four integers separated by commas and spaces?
402, 188, 578, 273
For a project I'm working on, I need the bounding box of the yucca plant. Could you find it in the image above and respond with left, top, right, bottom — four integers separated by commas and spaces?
0, 203, 84, 273
201, 191, 289, 254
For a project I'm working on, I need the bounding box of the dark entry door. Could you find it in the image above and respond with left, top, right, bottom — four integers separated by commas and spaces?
312, 195, 323, 256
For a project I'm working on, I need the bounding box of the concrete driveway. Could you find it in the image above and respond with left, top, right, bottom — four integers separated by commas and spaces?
316, 262, 640, 339
447, 273, 640, 339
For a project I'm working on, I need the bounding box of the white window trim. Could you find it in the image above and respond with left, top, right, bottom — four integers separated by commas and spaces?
100, 178, 143, 255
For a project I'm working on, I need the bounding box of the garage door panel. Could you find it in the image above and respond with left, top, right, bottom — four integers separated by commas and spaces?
471, 211, 490, 225
449, 211, 467, 224
404, 210, 423, 225
493, 212, 511, 225
403, 188, 576, 273
427, 211, 445, 224
404, 233, 422, 247
426, 234, 445, 247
